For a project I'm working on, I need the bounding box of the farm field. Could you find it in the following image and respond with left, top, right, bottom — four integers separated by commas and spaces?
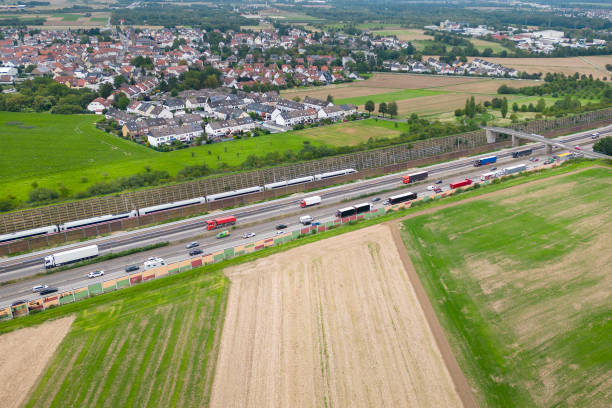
372, 28, 434, 41
12, 266, 228, 408
211, 224, 463, 407
466, 55, 612, 79
335, 88, 446, 106
401, 166, 612, 407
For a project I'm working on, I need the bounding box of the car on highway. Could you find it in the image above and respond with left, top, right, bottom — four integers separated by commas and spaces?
40, 287, 58, 295
275, 224, 287, 230
591, 132, 600, 139
491, 167, 497, 171
11, 299, 28, 307
216, 230, 229, 239
372, 197, 381, 202
87, 270, 105, 279
433, 187, 442, 193
32, 284, 48, 292
276, 230, 285, 235
529, 157, 539, 162
242, 232, 256, 239
186, 241, 199, 249
312, 221, 321, 226
435, 180, 443, 184
574, 145, 581, 150
189, 248, 203, 256
382, 200, 390, 206
125, 265, 139, 273
426, 185, 436, 191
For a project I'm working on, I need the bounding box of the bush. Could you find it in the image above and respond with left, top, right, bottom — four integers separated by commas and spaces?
28, 187, 59, 203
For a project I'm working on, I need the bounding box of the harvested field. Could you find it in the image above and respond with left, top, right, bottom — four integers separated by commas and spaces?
211, 224, 464, 408
0, 316, 74, 408
466, 55, 612, 79
395, 93, 491, 116
401, 166, 612, 407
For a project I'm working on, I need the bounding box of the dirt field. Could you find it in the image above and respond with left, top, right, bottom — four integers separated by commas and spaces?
466, 55, 612, 79
0, 316, 74, 408
210, 224, 465, 408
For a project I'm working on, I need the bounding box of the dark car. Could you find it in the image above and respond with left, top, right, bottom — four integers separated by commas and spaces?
435, 180, 443, 184
276, 224, 287, 230
39, 287, 58, 295
189, 248, 203, 256
11, 299, 28, 307
372, 197, 381, 202
125, 265, 139, 273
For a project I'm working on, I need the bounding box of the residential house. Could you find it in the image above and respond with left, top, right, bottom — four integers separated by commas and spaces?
204, 117, 256, 138
147, 123, 204, 147
87, 97, 111, 114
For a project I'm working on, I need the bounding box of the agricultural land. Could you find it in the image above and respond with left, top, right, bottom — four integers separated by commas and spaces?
5, 265, 228, 408
211, 224, 464, 408
401, 166, 612, 407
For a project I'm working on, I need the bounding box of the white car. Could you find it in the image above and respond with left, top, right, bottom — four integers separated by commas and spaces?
426, 185, 436, 191
32, 284, 49, 292
242, 232, 256, 239
276, 230, 285, 235
87, 270, 105, 279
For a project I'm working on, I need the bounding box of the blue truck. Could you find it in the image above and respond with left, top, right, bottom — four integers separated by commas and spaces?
473, 155, 497, 167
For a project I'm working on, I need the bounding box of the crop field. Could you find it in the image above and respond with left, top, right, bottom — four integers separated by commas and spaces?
211, 224, 463, 407
284, 118, 406, 146
18, 267, 228, 408
466, 55, 612, 79
335, 88, 446, 106
372, 28, 434, 41
401, 166, 612, 407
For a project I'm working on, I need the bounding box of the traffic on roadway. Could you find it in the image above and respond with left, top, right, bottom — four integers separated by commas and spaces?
0, 125, 607, 308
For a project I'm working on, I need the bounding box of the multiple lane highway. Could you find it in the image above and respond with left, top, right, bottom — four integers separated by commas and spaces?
0, 125, 608, 307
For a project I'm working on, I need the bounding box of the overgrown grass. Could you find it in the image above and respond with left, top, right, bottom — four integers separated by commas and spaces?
400, 165, 612, 407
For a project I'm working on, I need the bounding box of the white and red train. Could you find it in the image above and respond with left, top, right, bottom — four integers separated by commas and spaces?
0, 168, 357, 243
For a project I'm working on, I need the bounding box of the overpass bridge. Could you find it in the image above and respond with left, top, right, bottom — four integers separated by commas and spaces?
483, 126, 609, 159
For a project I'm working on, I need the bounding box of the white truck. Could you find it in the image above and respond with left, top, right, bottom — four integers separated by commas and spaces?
300, 195, 321, 208
144, 257, 166, 271
299, 215, 313, 225
504, 164, 527, 175
44, 245, 99, 268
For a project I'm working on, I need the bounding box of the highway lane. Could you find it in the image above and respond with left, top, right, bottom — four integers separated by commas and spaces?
0, 127, 606, 307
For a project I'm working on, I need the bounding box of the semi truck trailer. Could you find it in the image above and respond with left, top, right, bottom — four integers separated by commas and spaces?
206, 216, 236, 231
512, 149, 532, 158
450, 179, 472, 189
44, 245, 99, 268
473, 156, 497, 167
300, 195, 321, 207
503, 164, 526, 175
386, 192, 417, 205
402, 171, 428, 184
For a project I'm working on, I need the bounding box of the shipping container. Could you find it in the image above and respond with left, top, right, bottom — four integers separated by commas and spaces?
402, 171, 428, 184
512, 149, 532, 158
449, 179, 472, 189
387, 192, 417, 205
473, 156, 497, 167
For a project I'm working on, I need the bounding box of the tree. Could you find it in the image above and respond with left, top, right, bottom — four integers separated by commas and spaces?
365, 100, 375, 115
115, 95, 130, 110
378, 102, 387, 117
536, 98, 546, 113
388, 101, 398, 118
113, 75, 127, 88
99, 82, 114, 98
28, 187, 59, 203
512, 102, 519, 112
593, 136, 612, 156
326, 94, 334, 103
501, 97, 508, 118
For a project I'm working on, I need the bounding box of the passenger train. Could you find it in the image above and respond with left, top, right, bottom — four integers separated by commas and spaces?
0, 168, 358, 243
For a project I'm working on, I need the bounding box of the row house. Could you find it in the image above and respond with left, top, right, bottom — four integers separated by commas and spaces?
273, 109, 317, 127
147, 123, 204, 147
204, 117, 256, 138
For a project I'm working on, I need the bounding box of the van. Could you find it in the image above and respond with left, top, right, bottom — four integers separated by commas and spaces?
299, 215, 313, 225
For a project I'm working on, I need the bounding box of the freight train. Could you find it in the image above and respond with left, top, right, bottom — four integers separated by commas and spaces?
0, 168, 358, 244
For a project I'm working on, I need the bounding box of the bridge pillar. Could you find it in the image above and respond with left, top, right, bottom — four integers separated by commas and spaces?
485, 129, 497, 143
512, 135, 520, 147
546, 144, 552, 156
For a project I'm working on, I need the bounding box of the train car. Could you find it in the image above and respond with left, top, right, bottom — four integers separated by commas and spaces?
58, 210, 138, 231
387, 192, 417, 205
138, 197, 206, 216
264, 176, 314, 190
205, 186, 263, 202
313, 168, 357, 181
402, 171, 428, 184
0, 225, 59, 243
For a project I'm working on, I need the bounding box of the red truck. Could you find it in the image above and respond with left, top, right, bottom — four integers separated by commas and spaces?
206, 216, 236, 231
449, 179, 472, 189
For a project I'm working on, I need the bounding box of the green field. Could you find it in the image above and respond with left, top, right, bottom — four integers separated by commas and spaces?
51, 13, 81, 21
285, 118, 408, 146
336, 89, 446, 106
22, 266, 228, 407
401, 167, 612, 407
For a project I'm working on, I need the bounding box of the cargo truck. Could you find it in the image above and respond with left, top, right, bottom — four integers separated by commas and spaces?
473, 156, 497, 167
449, 179, 472, 189
206, 216, 236, 231
512, 149, 532, 158
503, 164, 526, 175
300, 195, 321, 207
44, 244, 99, 268
402, 171, 428, 184
480, 172, 497, 181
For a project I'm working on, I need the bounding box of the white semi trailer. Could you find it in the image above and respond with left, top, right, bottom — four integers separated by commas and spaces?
44, 244, 99, 268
